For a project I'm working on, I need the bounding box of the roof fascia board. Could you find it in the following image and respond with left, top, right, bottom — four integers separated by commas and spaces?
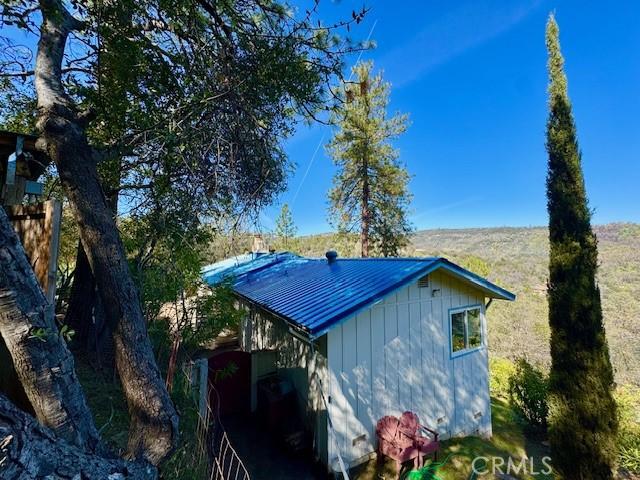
436, 258, 516, 301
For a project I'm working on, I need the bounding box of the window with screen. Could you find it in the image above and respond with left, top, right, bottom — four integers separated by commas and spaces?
450, 306, 483, 354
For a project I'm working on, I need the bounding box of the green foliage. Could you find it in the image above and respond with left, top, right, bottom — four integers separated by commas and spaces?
158, 371, 209, 480
182, 283, 243, 361
2, 0, 368, 228
0, 79, 36, 133
290, 232, 361, 258
274, 203, 297, 250
459, 254, 490, 278
508, 358, 549, 430
489, 357, 517, 399
121, 213, 242, 366
615, 386, 640, 473
211, 362, 239, 383
59, 324, 75, 343
544, 14, 618, 478
28, 327, 48, 343
327, 61, 413, 257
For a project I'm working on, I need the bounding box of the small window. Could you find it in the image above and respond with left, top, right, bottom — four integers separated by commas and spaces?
450, 306, 483, 354
418, 275, 429, 288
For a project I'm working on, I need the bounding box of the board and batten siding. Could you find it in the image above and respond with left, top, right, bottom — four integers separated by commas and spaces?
326, 270, 492, 466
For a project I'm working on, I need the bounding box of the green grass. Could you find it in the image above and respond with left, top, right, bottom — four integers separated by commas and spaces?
352, 398, 552, 480
75, 358, 208, 479
75, 360, 130, 454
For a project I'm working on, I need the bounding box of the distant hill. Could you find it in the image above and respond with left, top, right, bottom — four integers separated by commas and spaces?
294, 223, 640, 386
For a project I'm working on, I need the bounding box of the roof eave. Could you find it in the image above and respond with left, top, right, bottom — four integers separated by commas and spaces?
435, 258, 516, 301
307, 258, 515, 338
215, 255, 515, 341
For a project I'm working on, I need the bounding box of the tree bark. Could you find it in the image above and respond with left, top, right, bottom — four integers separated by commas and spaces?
0, 393, 156, 480
65, 241, 115, 371
34, 0, 178, 464
0, 207, 102, 451
360, 152, 370, 258
65, 241, 95, 347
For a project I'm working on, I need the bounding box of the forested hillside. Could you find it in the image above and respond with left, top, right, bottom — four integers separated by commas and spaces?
294, 223, 640, 386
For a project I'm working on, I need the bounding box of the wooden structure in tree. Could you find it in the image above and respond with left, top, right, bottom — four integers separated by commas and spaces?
0, 130, 60, 302
5, 201, 62, 304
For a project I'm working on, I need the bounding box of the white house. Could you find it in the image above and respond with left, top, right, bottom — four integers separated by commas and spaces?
202, 251, 515, 471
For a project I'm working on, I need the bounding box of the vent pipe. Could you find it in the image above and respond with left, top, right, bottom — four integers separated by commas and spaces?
326, 250, 338, 264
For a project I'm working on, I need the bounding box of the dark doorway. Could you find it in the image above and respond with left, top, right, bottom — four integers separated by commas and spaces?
209, 350, 251, 416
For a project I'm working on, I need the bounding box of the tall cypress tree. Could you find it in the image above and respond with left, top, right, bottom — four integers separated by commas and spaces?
545, 14, 618, 479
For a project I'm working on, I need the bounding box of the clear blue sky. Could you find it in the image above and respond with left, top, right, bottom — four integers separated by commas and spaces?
262, 0, 640, 235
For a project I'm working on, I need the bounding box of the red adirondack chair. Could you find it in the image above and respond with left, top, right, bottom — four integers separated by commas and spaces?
376, 412, 439, 478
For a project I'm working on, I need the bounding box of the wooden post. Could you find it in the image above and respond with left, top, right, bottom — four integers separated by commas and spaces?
197, 358, 209, 422
44, 200, 61, 305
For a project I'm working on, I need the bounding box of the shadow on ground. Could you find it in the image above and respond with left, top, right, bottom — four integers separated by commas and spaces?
351, 398, 553, 480
222, 413, 326, 480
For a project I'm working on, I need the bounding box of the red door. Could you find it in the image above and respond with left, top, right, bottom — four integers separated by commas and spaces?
209, 350, 251, 415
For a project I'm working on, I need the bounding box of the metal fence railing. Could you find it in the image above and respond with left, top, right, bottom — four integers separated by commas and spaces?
203, 381, 251, 480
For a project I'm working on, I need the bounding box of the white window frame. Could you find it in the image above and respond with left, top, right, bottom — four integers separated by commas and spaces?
449, 304, 485, 358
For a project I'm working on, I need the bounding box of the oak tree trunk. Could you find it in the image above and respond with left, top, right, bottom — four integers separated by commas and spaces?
34, 0, 178, 464
0, 393, 156, 480
65, 241, 114, 370
0, 207, 102, 451
65, 241, 95, 347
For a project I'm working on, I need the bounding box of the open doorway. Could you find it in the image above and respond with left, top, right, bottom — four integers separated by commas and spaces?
208, 350, 251, 416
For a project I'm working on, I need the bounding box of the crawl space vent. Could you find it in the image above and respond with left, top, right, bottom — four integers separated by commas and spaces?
418, 275, 429, 288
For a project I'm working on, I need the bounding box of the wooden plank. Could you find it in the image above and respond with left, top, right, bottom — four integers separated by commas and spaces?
383, 303, 399, 417
44, 200, 61, 305
384, 304, 397, 343
397, 302, 411, 412
409, 301, 422, 414
355, 312, 371, 419
370, 306, 386, 424
342, 316, 358, 460
420, 299, 434, 426
355, 311, 373, 457
327, 326, 345, 461
3, 176, 26, 205
6, 200, 61, 306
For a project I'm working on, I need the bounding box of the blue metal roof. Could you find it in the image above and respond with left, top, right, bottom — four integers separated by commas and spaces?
202, 253, 515, 338
202, 252, 290, 285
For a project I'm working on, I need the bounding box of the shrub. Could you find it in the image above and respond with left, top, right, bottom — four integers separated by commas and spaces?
508, 357, 549, 430
459, 254, 490, 278
489, 357, 516, 399
616, 386, 640, 473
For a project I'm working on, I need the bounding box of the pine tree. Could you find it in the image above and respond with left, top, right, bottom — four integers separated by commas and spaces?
327, 61, 412, 257
275, 203, 297, 249
545, 14, 618, 479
